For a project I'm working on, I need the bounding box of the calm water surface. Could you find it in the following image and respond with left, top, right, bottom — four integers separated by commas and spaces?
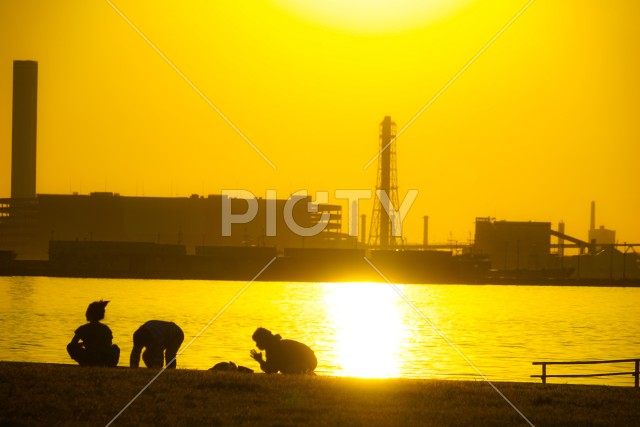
1, 276, 638, 386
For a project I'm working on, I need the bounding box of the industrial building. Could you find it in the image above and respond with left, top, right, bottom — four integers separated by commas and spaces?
0, 192, 351, 260
0, 60, 353, 259
588, 201, 616, 245
474, 218, 551, 271
1, 62, 638, 281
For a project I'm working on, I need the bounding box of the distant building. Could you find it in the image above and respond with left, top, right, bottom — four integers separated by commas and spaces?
0, 193, 352, 260
474, 218, 551, 270
1, 59, 357, 260
588, 200, 616, 245
589, 226, 616, 246
561, 246, 640, 280
48, 240, 187, 278
0, 198, 38, 259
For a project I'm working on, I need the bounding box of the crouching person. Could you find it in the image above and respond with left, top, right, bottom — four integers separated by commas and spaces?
130, 320, 184, 369
250, 327, 317, 374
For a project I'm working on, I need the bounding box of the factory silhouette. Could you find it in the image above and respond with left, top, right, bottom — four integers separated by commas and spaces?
1, 60, 639, 282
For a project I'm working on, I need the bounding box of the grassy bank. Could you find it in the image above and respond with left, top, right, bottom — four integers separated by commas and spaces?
0, 362, 638, 426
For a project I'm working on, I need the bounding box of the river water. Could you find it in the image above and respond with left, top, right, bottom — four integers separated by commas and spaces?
1, 276, 638, 386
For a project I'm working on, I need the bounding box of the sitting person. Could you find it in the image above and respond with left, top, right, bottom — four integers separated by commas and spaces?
249, 327, 317, 374
129, 320, 184, 369
67, 300, 120, 367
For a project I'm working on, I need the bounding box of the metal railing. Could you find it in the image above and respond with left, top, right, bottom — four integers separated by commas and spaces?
532, 358, 640, 387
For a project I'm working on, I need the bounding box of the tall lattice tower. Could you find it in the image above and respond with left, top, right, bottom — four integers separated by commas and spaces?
368, 116, 401, 249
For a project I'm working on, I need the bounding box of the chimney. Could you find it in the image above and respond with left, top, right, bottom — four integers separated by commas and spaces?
11, 60, 38, 199
423, 216, 429, 247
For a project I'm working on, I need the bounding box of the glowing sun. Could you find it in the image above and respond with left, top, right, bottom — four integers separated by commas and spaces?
275, 0, 470, 33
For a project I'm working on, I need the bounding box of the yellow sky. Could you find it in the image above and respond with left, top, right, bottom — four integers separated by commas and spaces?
1, 0, 639, 244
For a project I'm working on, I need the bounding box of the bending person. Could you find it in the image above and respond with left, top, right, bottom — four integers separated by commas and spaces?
130, 320, 184, 369
67, 300, 120, 367
250, 327, 317, 374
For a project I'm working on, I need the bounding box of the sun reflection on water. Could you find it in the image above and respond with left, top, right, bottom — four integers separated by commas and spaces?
2, 277, 640, 386
323, 283, 408, 378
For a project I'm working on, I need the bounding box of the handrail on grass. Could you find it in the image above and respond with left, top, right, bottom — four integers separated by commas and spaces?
531, 358, 640, 387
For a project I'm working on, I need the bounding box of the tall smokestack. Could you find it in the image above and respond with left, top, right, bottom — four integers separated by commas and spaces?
590, 201, 595, 231
423, 216, 429, 247
11, 60, 38, 199
360, 214, 366, 244
379, 116, 392, 249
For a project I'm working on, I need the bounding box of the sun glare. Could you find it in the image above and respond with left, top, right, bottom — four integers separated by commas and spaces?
324, 283, 407, 378
274, 0, 470, 33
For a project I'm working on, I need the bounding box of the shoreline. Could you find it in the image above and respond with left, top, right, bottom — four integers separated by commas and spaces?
1, 269, 639, 287
1, 361, 639, 426
3, 251, 639, 286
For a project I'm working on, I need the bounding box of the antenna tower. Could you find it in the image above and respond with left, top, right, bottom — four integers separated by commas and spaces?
368, 116, 400, 248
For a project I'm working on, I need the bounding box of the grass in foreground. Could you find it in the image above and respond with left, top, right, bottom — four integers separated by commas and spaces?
0, 362, 638, 426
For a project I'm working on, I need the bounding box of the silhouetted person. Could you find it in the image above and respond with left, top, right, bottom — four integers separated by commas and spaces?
67, 300, 120, 367
130, 320, 184, 368
209, 361, 254, 374
249, 327, 317, 374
